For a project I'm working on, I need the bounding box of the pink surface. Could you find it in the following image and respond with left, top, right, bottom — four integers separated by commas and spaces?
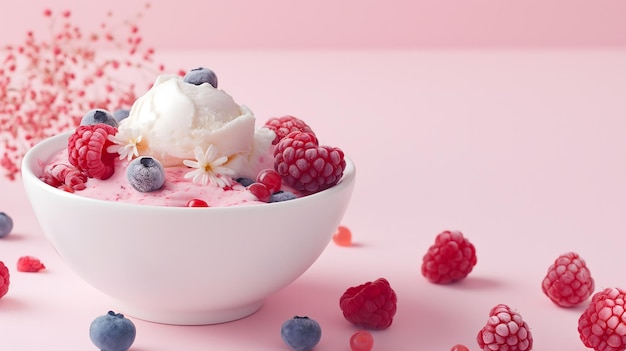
1, 49, 626, 349
0, 0, 625, 50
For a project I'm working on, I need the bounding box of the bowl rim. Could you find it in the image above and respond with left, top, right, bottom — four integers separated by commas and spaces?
21, 131, 356, 212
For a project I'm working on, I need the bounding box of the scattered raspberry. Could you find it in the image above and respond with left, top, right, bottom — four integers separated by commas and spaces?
339, 277, 397, 330
17, 256, 46, 272
333, 225, 352, 246
578, 287, 626, 351
0, 260, 9, 298
67, 124, 118, 180
264, 115, 314, 145
421, 230, 477, 284
542, 251, 594, 307
477, 304, 533, 351
40, 163, 88, 191
274, 131, 345, 193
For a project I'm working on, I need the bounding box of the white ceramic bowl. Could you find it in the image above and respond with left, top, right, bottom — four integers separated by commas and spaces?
21, 131, 355, 325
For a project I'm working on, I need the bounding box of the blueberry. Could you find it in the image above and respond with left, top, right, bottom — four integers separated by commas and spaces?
236, 177, 255, 187
0, 212, 13, 238
269, 191, 297, 203
280, 316, 322, 351
89, 311, 136, 351
80, 108, 119, 127
126, 156, 165, 192
112, 109, 130, 123
183, 67, 218, 88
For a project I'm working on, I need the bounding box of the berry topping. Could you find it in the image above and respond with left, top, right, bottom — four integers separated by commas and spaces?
477, 304, 533, 351
89, 311, 136, 351
421, 230, 477, 284
68, 124, 118, 180
40, 163, 87, 192
0, 261, 9, 299
112, 108, 130, 122
17, 256, 46, 272
280, 316, 322, 351
80, 108, 119, 127
269, 190, 297, 203
236, 177, 255, 187
186, 199, 209, 207
183, 67, 218, 88
542, 251, 594, 307
578, 287, 626, 351
126, 156, 165, 192
248, 182, 270, 202
333, 225, 352, 247
0, 212, 13, 238
264, 115, 315, 145
350, 330, 374, 351
256, 168, 282, 194
274, 131, 345, 193
339, 277, 397, 330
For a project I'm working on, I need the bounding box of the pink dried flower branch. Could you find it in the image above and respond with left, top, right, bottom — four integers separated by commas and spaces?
0, 3, 175, 180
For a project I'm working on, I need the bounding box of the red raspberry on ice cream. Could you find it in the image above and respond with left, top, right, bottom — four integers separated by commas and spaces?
477, 304, 533, 351
339, 278, 397, 330
0, 261, 9, 299
264, 115, 314, 145
274, 131, 345, 193
541, 251, 594, 307
421, 230, 477, 284
68, 124, 118, 180
578, 287, 626, 351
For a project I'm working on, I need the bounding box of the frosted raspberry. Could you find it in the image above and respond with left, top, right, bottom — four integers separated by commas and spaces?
274, 131, 345, 193
68, 124, 118, 179
17, 256, 46, 272
578, 287, 626, 351
41, 163, 88, 191
542, 252, 594, 307
339, 278, 397, 330
264, 115, 314, 145
421, 230, 477, 284
0, 260, 9, 299
477, 304, 533, 351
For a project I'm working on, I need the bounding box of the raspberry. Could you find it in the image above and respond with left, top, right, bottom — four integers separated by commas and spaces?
41, 163, 88, 191
477, 304, 533, 351
541, 252, 594, 307
17, 256, 46, 272
339, 278, 397, 330
0, 260, 9, 298
67, 124, 118, 180
264, 115, 314, 145
578, 287, 626, 351
421, 230, 477, 284
274, 131, 345, 193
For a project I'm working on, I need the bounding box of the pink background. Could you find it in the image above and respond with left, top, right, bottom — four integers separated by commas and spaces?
1, 0, 625, 49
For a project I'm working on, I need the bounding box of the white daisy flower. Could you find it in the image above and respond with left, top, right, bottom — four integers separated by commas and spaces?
183, 145, 235, 188
107, 127, 143, 161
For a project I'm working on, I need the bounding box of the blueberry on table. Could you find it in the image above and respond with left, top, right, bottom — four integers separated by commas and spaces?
80, 108, 119, 127
89, 311, 136, 351
183, 67, 218, 88
126, 156, 165, 192
0, 212, 13, 238
280, 316, 322, 351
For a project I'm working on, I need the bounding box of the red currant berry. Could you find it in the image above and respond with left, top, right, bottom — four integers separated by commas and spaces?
350, 330, 374, 351
450, 344, 470, 351
256, 169, 282, 193
186, 199, 209, 207
248, 182, 270, 202
333, 225, 352, 246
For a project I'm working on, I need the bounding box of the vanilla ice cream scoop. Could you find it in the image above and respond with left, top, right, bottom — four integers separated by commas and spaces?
114, 74, 274, 178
